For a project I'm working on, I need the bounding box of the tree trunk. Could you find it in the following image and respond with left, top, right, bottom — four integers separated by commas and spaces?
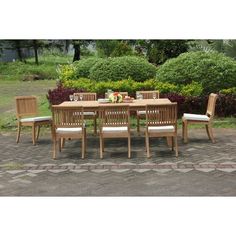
33, 40, 39, 65
15, 40, 24, 62
73, 43, 81, 62
64, 40, 70, 54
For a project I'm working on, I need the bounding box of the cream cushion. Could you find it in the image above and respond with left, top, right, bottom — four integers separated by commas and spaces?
20, 116, 51, 122
56, 127, 82, 134
74, 112, 96, 116
183, 113, 210, 121
102, 126, 128, 133
137, 110, 146, 115
148, 125, 175, 133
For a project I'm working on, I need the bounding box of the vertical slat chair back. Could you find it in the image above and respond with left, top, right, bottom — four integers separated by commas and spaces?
146, 103, 177, 127
136, 91, 160, 99
15, 96, 38, 118
52, 106, 84, 129
206, 93, 218, 119
99, 105, 130, 127
73, 93, 97, 101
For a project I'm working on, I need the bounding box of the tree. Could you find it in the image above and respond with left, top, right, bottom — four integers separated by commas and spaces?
72, 40, 94, 62
134, 40, 189, 65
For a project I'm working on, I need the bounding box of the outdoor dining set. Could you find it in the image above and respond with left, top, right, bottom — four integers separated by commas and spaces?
14, 91, 218, 160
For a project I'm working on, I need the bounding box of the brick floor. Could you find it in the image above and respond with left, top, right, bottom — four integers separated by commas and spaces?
0, 128, 236, 196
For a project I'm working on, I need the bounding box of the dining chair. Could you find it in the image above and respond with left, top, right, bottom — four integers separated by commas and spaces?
99, 104, 131, 159
15, 96, 52, 145
182, 93, 218, 143
145, 103, 178, 158
73, 92, 97, 134
136, 90, 160, 132
51, 105, 86, 159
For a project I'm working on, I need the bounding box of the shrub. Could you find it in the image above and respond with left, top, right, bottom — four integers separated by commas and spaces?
180, 81, 203, 96
220, 87, 236, 95
73, 57, 103, 78
89, 56, 157, 82
47, 86, 85, 105
56, 64, 76, 81
156, 51, 236, 94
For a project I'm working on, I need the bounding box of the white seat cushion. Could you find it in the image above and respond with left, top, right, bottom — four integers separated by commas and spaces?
102, 126, 128, 133
73, 112, 96, 116
148, 125, 175, 133
56, 127, 82, 134
183, 113, 210, 121
20, 116, 51, 122
137, 110, 146, 115
83, 111, 96, 116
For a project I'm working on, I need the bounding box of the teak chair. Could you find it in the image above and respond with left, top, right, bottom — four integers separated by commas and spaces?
182, 93, 218, 143
99, 104, 131, 159
15, 96, 52, 145
51, 105, 86, 159
145, 103, 178, 158
136, 90, 160, 132
73, 92, 97, 134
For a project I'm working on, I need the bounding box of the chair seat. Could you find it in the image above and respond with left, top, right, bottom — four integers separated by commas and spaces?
137, 110, 146, 115
83, 111, 96, 116
183, 113, 210, 121
102, 126, 128, 133
148, 125, 175, 133
56, 127, 82, 134
20, 116, 52, 122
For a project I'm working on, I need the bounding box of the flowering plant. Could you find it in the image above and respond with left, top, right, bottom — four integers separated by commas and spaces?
108, 92, 123, 103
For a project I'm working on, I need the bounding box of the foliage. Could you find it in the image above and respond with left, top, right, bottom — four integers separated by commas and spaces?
56, 64, 77, 81
180, 81, 203, 96
110, 41, 134, 57
89, 56, 157, 82
135, 40, 189, 65
61, 78, 178, 98
73, 57, 103, 78
47, 86, 85, 105
96, 40, 119, 57
156, 51, 236, 94
220, 87, 236, 95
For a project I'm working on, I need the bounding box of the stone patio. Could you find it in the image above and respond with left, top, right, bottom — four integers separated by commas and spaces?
0, 128, 236, 196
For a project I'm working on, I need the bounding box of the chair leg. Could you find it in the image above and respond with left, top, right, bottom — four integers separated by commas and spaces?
16, 122, 21, 143
175, 135, 178, 157
82, 135, 85, 159
94, 117, 97, 135
171, 136, 174, 151
145, 132, 150, 158
182, 120, 184, 140
59, 138, 62, 152
36, 126, 40, 141
207, 124, 215, 143
61, 138, 65, 149
32, 124, 36, 145
53, 138, 57, 159
100, 135, 103, 159
128, 135, 131, 159
137, 116, 140, 133
183, 120, 188, 143
102, 138, 104, 152
84, 129, 87, 153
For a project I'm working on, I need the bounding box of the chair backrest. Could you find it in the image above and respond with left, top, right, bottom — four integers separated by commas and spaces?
206, 93, 218, 118
52, 105, 84, 129
105, 92, 128, 99
146, 103, 177, 127
15, 96, 38, 118
73, 92, 97, 101
136, 90, 160, 99
99, 104, 130, 127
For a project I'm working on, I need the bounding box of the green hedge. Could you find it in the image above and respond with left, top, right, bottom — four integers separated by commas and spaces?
62, 78, 183, 97
73, 57, 103, 78
89, 56, 157, 82
156, 51, 236, 94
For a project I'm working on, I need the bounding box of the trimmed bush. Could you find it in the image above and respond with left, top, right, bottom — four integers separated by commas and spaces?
180, 81, 203, 96
61, 78, 181, 98
220, 87, 236, 95
156, 51, 236, 94
89, 56, 157, 82
73, 57, 103, 78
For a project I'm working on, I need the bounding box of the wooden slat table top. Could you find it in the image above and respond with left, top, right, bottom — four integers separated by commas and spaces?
59, 98, 171, 109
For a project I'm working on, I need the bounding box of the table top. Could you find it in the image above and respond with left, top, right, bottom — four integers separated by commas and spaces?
59, 98, 171, 108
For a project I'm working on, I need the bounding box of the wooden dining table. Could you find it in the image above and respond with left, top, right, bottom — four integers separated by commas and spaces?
59, 98, 172, 110
59, 98, 174, 147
